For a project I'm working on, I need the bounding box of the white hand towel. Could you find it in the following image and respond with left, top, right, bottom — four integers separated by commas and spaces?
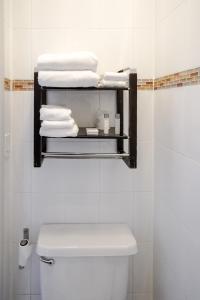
38, 71, 100, 88
40, 105, 72, 121
41, 119, 75, 129
103, 72, 129, 82
40, 124, 79, 137
37, 52, 98, 72
99, 80, 128, 88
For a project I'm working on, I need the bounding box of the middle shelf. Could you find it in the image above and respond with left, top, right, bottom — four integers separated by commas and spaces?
46, 127, 128, 139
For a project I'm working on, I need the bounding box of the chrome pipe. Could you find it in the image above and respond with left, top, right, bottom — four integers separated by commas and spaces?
42, 152, 129, 159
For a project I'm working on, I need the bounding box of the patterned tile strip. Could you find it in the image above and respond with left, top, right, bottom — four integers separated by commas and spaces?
4, 78, 11, 91
12, 80, 34, 91
154, 67, 200, 90
137, 79, 154, 90
4, 67, 200, 91
4, 78, 154, 91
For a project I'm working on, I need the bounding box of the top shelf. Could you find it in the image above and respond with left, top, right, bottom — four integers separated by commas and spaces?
41, 86, 129, 91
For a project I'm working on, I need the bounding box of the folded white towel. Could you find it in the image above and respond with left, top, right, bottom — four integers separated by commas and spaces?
99, 80, 128, 88
40, 124, 79, 137
37, 52, 98, 72
40, 105, 72, 121
103, 72, 129, 82
41, 119, 75, 129
38, 71, 100, 88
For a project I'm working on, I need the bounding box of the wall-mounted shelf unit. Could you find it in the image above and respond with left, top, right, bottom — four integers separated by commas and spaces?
34, 71, 137, 168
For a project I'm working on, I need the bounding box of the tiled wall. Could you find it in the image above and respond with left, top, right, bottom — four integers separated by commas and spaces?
154, 1, 200, 299
0, 0, 4, 297
3, 1, 155, 300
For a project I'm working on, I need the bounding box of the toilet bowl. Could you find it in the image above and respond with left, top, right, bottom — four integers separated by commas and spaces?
36, 223, 137, 300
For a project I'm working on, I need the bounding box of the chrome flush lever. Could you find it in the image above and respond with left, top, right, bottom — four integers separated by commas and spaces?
40, 256, 55, 265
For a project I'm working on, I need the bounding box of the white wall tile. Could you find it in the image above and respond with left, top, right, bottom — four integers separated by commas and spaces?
31, 193, 66, 242
31, 296, 41, 300
155, 143, 200, 244
133, 192, 154, 243
32, 159, 100, 193
12, 193, 32, 243
90, 0, 134, 29
134, 293, 153, 300
155, 86, 200, 164
12, 29, 32, 79
187, 0, 200, 69
155, 0, 200, 294
156, 2, 189, 76
31, 0, 133, 29
133, 243, 153, 294
11, 92, 33, 144
134, 142, 153, 192
154, 248, 186, 300
99, 192, 133, 225
63, 91, 100, 127
133, 29, 154, 78
15, 295, 31, 300
62, 193, 100, 223
134, 0, 155, 28
12, 0, 31, 29
156, 0, 200, 77
156, 0, 184, 22
12, 142, 32, 193
100, 160, 133, 192
138, 92, 153, 143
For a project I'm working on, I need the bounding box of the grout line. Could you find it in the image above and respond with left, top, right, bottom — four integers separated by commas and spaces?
155, 140, 200, 168
157, 0, 186, 24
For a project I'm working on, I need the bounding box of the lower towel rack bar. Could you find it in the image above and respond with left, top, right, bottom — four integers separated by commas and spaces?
42, 152, 129, 159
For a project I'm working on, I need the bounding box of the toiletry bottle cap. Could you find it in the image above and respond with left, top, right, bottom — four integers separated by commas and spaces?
104, 113, 109, 118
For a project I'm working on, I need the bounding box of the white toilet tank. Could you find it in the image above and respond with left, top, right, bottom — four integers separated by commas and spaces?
37, 224, 137, 300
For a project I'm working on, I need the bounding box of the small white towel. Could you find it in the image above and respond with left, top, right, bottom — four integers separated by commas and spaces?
40, 105, 72, 121
37, 52, 98, 72
103, 72, 129, 82
99, 80, 128, 88
38, 71, 100, 88
40, 124, 79, 137
41, 119, 75, 129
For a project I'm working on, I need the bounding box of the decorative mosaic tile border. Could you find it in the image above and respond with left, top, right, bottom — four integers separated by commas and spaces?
154, 67, 200, 90
4, 78, 11, 91
4, 78, 154, 91
12, 80, 34, 91
4, 79, 34, 91
4, 67, 200, 91
137, 79, 154, 90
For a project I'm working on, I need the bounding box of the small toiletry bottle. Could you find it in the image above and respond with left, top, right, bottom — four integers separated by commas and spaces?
104, 113, 110, 134
115, 113, 120, 135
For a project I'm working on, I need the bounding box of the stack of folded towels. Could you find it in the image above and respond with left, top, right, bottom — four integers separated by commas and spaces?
99, 71, 129, 88
40, 105, 79, 137
37, 51, 100, 88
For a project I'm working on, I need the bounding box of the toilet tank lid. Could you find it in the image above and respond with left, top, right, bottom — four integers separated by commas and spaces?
36, 224, 137, 257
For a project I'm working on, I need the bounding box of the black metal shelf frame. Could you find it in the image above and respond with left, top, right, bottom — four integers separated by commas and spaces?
34, 72, 137, 168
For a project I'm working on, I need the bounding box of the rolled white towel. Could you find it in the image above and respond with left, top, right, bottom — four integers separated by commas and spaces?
99, 80, 128, 88
41, 119, 75, 129
37, 52, 98, 72
38, 71, 100, 88
103, 72, 129, 82
40, 124, 79, 137
40, 105, 72, 121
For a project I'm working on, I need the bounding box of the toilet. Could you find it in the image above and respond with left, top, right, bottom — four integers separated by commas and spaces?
37, 223, 137, 300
